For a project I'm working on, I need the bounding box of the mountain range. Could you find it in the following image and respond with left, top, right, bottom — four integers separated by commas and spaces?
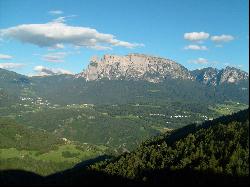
76, 53, 248, 85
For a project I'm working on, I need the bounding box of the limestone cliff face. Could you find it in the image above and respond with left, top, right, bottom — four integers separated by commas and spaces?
76, 54, 194, 83
219, 66, 249, 84
76, 53, 248, 85
191, 66, 249, 86
191, 68, 219, 86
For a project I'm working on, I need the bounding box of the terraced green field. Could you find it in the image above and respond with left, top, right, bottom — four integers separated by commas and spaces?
0, 144, 106, 163
0, 142, 108, 175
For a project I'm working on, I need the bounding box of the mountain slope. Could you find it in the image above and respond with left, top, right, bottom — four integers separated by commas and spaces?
90, 109, 249, 184
0, 117, 63, 151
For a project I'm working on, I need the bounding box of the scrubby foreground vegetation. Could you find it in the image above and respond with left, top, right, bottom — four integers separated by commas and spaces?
0, 109, 249, 186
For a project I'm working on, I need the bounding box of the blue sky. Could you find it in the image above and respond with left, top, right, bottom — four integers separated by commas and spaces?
0, 0, 249, 76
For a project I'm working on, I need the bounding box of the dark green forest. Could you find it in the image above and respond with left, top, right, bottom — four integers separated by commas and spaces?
91, 109, 249, 181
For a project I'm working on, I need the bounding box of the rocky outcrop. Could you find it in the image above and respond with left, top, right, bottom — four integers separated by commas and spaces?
191, 66, 249, 86
76, 54, 194, 83
191, 68, 219, 86
219, 66, 249, 84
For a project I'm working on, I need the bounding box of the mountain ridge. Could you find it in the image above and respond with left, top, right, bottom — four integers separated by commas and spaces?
1, 53, 248, 86
75, 54, 248, 85
192, 66, 249, 86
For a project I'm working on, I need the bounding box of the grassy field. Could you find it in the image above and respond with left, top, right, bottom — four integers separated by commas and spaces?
209, 101, 248, 116
0, 143, 108, 175
0, 144, 106, 163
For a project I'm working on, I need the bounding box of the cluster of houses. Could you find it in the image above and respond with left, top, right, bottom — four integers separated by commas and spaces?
149, 113, 213, 121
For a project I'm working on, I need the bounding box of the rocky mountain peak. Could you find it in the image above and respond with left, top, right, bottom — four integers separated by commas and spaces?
191, 67, 219, 86
219, 66, 249, 84
76, 54, 194, 83
75, 54, 248, 85
191, 66, 249, 86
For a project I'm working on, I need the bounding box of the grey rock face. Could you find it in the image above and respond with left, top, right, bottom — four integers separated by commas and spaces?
76, 53, 248, 85
219, 66, 249, 84
191, 66, 249, 86
76, 54, 194, 83
191, 68, 219, 86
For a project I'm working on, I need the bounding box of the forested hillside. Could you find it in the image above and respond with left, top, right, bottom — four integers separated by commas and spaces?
89, 109, 249, 185
1, 109, 248, 186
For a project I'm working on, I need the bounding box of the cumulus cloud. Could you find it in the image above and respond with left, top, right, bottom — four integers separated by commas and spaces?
0, 21, 144, 50
0, 63, 25, 69
49, 10, 63, 15
184, 44, 208, 50
0, 54, 13, 60
33, 65, 73, 76
42, 52, 67, 62
184, 32, 210, 41
189, 58, 209, 64
211, 34, 234, 42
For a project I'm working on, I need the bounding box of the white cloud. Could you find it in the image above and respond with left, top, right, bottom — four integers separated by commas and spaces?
87, 45, 112, 50
184, 32, 210, 41
42, 52, 67, 63
184, 44, 208, 50
54, 44, 64, 49
0, 54, 13, 60
0, 63, 25, 69
33, 65, 73, 76
211, 34, 234, 42
49, 10, 63, 15
189, 58, 221, 66
0, 21, 144, 50
189, 58, 209, 64
51, 15, 77, 23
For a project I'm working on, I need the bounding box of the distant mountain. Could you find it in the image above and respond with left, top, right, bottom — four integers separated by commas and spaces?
76, 54, 194, 83
192, 66, 249, 86
76, 54, 248, 85
2, 54, 248, 87
0, 68, 31, 105
0, 68, 30, 84
0, 56, 249, 106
